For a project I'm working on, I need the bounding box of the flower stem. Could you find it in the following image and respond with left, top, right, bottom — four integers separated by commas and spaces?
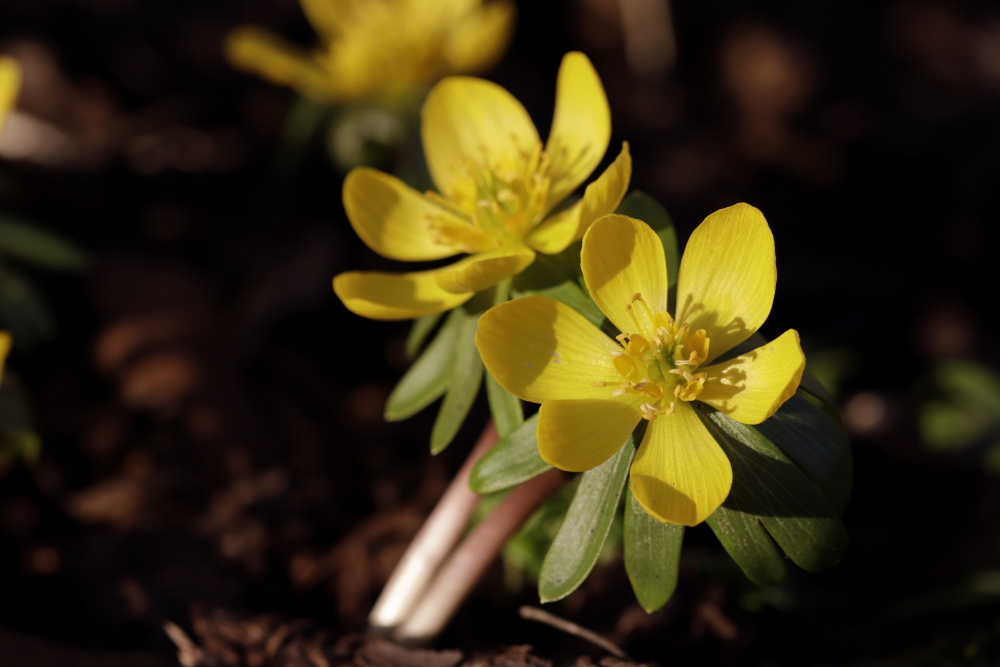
393, 467, 568, 645
367, 421, 497, 633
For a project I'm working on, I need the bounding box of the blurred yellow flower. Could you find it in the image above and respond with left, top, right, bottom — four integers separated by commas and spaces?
0, 331, 10, 386
0, 56, 21, 138
333, 52, 631, 320
226, 0, 516, 105
476, 207, 805, 526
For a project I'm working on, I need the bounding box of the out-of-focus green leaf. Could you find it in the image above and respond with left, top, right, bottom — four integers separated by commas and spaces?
616, 191, 678, 288
327, 104, 406, 171
485, 373, 523, 439
0, 372, 39, 464
405, 312, 443, 359
624, 488, 684, 612
701, 405, 849, 575
384, 308, 462, 422
0, 261, 55, 347
756, 393, 853, 514
538, 440, 633, 602
0, 214, 91, 272
469, 413, 551, 494
918, 361, 1000, 454
429, 293, 489, 454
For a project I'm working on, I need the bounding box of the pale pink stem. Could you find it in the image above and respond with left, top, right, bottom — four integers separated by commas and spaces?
393, 467, 568, 644
368, 422, 498, 633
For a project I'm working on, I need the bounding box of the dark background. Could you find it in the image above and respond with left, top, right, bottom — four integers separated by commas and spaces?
0, 0, 998, 664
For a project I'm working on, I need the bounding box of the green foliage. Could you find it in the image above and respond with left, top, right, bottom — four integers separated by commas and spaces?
429, 293, 489, 454
700, 400, 850, 577
624, 489, 684, 611
0, 372, 39, 465
917, 361, 1000, 473
385, 309, 463, 422
538, 440, 633, 603
469, 413, 551, 494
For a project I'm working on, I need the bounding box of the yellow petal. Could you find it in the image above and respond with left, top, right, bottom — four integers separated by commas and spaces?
421, 76, 539, 206
300, 0, 353, 40
333, 267, 474, 320
0, 57, 20, 137
581, 214, 668, 336
0, 330, 10, 387
225, 27, 332, 100
698, 329, 805, 424
537, 395, 644, 472
434, 247, 534, 294
343, 168, 464, 261
443, 0, 516, 75
527, 143, 632, 254
631, 403, 733, 526
675, 203, 776, 361
476, 296, 620, 403
544, 52, 612, 211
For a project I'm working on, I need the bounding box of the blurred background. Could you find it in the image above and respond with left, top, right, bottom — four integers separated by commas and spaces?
0, 0, 999, 664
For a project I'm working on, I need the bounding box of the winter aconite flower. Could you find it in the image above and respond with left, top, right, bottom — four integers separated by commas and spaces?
227, 0, 515, 106
476, 206, 805, 526
333, 52, 631, 319
0, 56, 20, 137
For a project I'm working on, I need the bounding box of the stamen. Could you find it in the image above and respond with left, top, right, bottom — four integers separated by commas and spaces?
592, 381, 606, 387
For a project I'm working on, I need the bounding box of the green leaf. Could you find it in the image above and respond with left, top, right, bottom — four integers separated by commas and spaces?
616, 191, 678, 288
0, 261, 56, 346
756, 393, 853, 515
706, 503, 788, 585
469, 413, 551, 494
0, 214, 91, 272
538, 440, 633, 602
405, 312, 443, 359
429, 294, 489, 454
485, 373, 523, 439
512, 255, 604, 328
700, 405, 850, 575
384, 308, 462, 422
624, 489, 684, 612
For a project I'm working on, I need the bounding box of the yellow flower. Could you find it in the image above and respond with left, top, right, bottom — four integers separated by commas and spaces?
333, 52, 632, 320
0, 56, 21, 138
476, 206, 806, 526
226, 0, 516, 105
0, 331, 9, 386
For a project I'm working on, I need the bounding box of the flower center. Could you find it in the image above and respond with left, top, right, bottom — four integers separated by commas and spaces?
598, 293, 711, 421
424, 141, 552, 253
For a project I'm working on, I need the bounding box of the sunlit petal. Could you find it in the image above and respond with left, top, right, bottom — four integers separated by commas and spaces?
698, 329, 805, 424
0, 57, 20, 138
333, 267, 473, 320
581, 214, 668, 336
631, 403, 733, 526
475, 296, 620, 403
422, 76, 539, 205
434, 247, 535, 293
225, 27, 332, 100
544, 52, 611, 210
675, 203, 776, 361
343, 168, 463, 261
0, 330, 10, 387
443, 1, 516, 75
527, 143, 631, 254
537, 395, 643, 472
